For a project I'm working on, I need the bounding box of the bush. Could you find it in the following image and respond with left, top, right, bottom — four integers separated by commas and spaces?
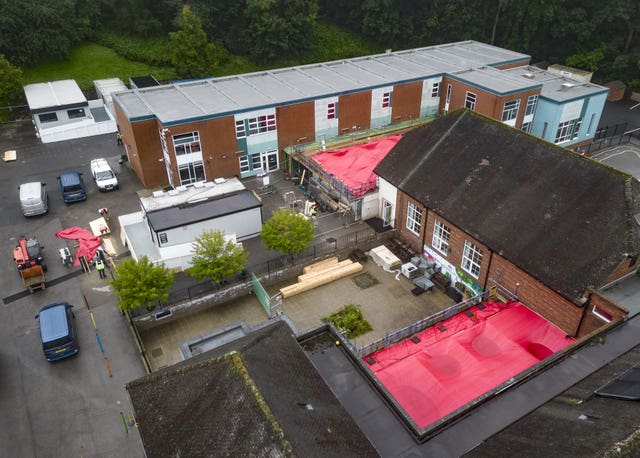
323, 304, 372, 339
94, 31, 173, 67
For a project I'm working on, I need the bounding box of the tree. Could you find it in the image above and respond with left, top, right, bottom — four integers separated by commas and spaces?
261, 209, 315, 260
0, 55, 23, 122
187, 230, 248, 283
109, 256, 174, 311
169, 5, 217, 78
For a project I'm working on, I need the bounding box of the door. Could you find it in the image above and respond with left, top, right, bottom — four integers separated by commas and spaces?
261, 150, 279, 172
382, 199, 393, 227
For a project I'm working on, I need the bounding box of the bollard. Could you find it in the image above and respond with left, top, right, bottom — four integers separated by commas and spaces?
120, 412, 128, 434
96, 333, 105, 353
89, 311, 97, 331
83, 295, 91, 310
104, 357, 112, 378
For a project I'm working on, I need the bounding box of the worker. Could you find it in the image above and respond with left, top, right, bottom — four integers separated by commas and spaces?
99, 224, 108, 235
98, 207, 109, 220
95, 258, 106, 278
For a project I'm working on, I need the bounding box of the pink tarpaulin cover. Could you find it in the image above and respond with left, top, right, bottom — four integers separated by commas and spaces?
365, 302, 574, 428
312, 135, 402, 197
55, 227, 102, 267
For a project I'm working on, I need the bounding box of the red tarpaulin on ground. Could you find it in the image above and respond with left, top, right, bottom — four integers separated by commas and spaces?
312, 135, 402, 197
55, 227, 102, 267
364, 301, 574, 429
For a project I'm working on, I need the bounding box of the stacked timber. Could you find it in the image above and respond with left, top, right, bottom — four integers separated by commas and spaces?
281, 258, 363, 298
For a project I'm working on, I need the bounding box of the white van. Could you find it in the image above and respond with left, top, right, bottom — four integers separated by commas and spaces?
90, 158, 119, 191
19, 182, 48, 216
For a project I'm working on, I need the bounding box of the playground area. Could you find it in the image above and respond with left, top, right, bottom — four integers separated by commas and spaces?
364, 301, 574, 429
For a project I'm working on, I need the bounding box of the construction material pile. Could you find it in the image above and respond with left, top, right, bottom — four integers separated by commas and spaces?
280, 256, 363, 298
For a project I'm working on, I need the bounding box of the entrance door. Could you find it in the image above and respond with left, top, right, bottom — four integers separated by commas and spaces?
261, 150, 279, 172
382, 199, 393, 227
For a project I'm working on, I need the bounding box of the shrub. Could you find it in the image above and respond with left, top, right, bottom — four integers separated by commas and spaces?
323, 304, 372, 339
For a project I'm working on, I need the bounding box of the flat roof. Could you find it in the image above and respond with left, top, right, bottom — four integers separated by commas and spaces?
93, 78, 128, 96
449, 66, 541, 95
23, 79, 87, 111
114, 40, 530, 125
505, 66, 608, 102
146, 189, 262, 232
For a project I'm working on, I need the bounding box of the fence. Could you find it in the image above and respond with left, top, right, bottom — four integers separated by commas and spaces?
586, 131, 635, 154
356, 282, 517, 357
132, 226, 395, 323
594, 122, 627, 140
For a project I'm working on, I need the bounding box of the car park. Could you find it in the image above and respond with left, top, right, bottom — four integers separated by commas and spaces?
90, 158, 118, 191
35, 302, 79, 362
58, 170, 87, 203
18, 181, 48, 216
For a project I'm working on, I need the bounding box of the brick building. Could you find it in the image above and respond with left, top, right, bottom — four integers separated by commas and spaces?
113, 41, 607, 190
374, 110, 638, 337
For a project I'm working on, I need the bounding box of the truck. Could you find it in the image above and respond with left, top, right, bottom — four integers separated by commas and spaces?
13, 237, 47, 271
90, 158, 119, 191
21, 265, 46, 293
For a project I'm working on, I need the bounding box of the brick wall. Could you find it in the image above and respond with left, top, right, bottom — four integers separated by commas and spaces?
601, 256, 639, 287
577, 288, 628, 336
488, 255, 581, 334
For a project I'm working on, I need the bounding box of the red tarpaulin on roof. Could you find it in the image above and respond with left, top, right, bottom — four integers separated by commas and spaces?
364, 301, 574, 429
312, 135, 402, 197
55, 227, 102, 267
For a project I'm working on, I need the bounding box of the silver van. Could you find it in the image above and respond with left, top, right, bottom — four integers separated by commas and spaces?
19, 181, 48, 216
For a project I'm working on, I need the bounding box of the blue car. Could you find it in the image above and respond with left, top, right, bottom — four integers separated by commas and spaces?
36, 302, 79, 361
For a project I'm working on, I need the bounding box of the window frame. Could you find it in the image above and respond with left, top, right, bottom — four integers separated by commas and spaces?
327, 102, 337, 119
178, 160, 205, 185
432, 220, 451, 255
521, 122, 531, 133
501, 99, 520, 122
67, 108, 85, 119
406, 201, 422, 236
465, 92, 477, 110
431, 82, 440, 97
461, 240, 483, 279
238, 154, 249, 173
525, 95, 538, 116
555, 119, 575, 143
39, 112, 58, 123
382, 92, 392, 108
173, 132, 201, 156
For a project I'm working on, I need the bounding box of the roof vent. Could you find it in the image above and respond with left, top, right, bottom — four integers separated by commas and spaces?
214, 177, 226, 184
167, 189, 179, 196
204, 181, 215, 188
152, 190, 164, 197
561, 82, 575, 89
176, 185, 188, 192
523, 73, 534, 79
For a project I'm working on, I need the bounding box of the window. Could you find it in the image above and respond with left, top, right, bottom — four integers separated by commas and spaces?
235, 120, 246, 138
39, 113, 58, 123
525, 95, 538, 115
465, 92, 476, 110
461, 241, 483, 278
247, 114, 276, 135
522, 122, 531, 133
327, 102, 337, 119
501, 99, 520, 122
239, 154, 249, 173
406, 201, 422, 235
446, 84, 452, 103
173, 132, 201, 156
178, 161, 204, 185
382, 92, 392, 108
67, 108, 85, 119
251, 154, 262, 172
158, 233, 168, 244
431, 82, 440, 97
572, 118, 582, 139
432, 220, 451, 255
555, 119, 580, 144
592, 305, 612, 323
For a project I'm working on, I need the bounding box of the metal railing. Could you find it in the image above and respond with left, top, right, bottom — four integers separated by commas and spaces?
356, 282, 517, 357
586, 131, 635, 154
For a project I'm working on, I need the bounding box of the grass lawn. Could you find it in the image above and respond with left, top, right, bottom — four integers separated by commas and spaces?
22, 43, 178, 90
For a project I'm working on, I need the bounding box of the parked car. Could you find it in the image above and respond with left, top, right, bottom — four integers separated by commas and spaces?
36, 302, 79, 361
58, 170, 87, 203
90, 158, 118, 191
18, 181, 48, 216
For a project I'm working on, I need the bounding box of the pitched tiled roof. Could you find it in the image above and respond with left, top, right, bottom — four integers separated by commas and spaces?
375, 109, 640, 301
126, 321, 378, 457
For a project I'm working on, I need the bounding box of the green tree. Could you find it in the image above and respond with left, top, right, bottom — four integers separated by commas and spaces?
169, 5, 217, 78
243, 0, 318, 63
261, 209, 315, 260
187, 230, 248, 283
109, 256, 174, 311
0, 55, 24, 122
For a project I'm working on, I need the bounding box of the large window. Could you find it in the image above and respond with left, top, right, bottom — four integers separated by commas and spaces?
431, 82, 440, 97
406, 202, 422, 235
251, 154, 262, 172
432, 220, 451, 255
39, 113, 58, 123
555, 119, 581, 144
525, 95, 538, 115
462, 241, 483, 278
501, 99, 520, 122
522, 122, 531, 133
173, 132, 201, 156
67, 108, 85, 119
236, 114, 276, 138
235, 120, 246, 138
465, 92, 477, 110
178, 161, 205, 185
446, 84, 452, 103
